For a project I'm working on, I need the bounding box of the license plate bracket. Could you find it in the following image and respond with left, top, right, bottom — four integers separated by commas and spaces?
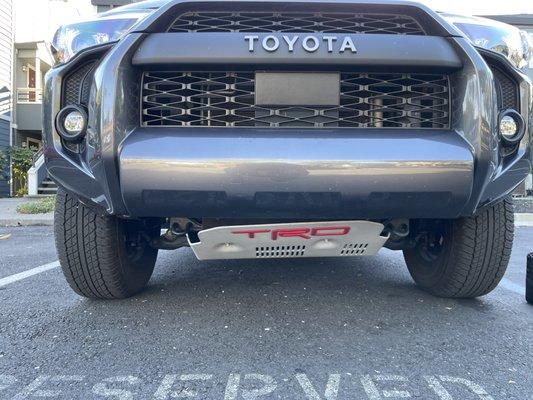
255, 72, 340, 106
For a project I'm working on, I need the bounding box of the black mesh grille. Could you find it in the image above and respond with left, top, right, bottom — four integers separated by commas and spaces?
492, 68, 519, 111
168, 12, 426, 35
63, 61, 96, 106
141, 71, 450, 129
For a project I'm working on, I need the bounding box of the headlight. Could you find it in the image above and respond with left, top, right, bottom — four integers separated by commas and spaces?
51, 11, 150, 65
442, 13, 533, 70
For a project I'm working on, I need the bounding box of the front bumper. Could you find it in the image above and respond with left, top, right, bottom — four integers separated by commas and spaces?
43, 1, 532, 220
119, 128, 473, 219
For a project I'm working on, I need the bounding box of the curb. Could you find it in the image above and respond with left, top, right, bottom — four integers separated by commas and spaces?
0, 215, 54, 227
515, 213, 533, 227
0, 219, 54, 227
1, 214, 533, 228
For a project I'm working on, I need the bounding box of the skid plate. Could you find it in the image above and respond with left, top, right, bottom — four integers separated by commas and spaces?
188, 221, 388, 260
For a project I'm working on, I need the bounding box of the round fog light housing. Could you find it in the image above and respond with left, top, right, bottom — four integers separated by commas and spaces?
56, 105, 88, 142
500, 116, 518, 138
498, 110, 525, 146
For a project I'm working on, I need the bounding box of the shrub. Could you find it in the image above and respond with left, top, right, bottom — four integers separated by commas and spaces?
16, 196, 56, 214
9, 146, 36, 196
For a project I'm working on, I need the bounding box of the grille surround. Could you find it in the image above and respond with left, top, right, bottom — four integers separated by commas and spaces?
168, 11, 426, 35
141, 71, 451, 129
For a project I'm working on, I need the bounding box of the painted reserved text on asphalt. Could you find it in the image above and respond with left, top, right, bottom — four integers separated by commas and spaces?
0, 373, 498, 399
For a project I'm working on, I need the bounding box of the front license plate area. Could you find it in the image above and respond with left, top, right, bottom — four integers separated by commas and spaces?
255, 72, 340, 106
188, 221, 389, 260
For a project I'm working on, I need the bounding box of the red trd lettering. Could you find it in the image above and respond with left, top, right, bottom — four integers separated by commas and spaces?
310, 226, 351, 236
232, 229, 271, 239
232, 226, 351, 240
271, 228, 311, 240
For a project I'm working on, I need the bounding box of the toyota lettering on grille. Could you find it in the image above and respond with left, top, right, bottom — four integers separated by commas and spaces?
245, 35, 357, 54
232, 226, 351, 240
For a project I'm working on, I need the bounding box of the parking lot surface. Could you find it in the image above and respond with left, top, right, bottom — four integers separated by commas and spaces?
0, 226, 531, 399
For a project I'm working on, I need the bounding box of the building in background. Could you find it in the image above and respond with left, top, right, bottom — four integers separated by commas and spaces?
14, 0, 95, 44
2, 0, 96, 197
12, 42, 53, 151
91, 0, 139, 12
0, 0, 14, 197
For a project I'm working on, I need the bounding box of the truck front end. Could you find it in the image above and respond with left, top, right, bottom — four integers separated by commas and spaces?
44, 0, 532, 299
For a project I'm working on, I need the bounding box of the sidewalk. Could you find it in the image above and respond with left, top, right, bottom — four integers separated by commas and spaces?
0, 197, 532, 227
0, 198, 54, 227
516, 213, 533, 227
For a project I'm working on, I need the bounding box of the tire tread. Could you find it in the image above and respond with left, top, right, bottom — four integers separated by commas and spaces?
54, 189, 156, 299
404, 198, 514, 298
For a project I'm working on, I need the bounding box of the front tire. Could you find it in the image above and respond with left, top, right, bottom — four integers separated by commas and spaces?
404, 198, 514, 298
54, 188, 159, 299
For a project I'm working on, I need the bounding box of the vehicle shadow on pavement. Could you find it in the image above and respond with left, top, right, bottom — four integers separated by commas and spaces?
75, 247, 497, 331
73, 247, 497, 319
58, 248, 511, 372
143, 248, 489, 310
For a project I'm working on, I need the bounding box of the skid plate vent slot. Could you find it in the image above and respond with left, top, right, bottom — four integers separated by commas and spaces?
256, 245, 306, 258
341, 243, 370, 256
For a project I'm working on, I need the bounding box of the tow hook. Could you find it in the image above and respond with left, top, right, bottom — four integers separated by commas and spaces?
150, 218, 200, 250
387, 219, 410, 238
382, 219, 411, 251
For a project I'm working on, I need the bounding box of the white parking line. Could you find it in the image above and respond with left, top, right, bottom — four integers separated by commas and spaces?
499, 278, 524, 296
0, 261, 60, 288
0, 259, 527, 300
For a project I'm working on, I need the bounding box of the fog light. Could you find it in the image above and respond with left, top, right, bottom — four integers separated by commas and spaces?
500, 116, 518, 139
498, 110, 525, 146
64, 111, 85, 134
56, 105, 87, 142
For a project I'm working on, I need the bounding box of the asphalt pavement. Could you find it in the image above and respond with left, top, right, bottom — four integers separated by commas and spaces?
0, 226, 531, 399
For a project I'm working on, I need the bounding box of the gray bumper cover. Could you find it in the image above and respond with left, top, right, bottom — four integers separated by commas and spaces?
119, 128, 474, 219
